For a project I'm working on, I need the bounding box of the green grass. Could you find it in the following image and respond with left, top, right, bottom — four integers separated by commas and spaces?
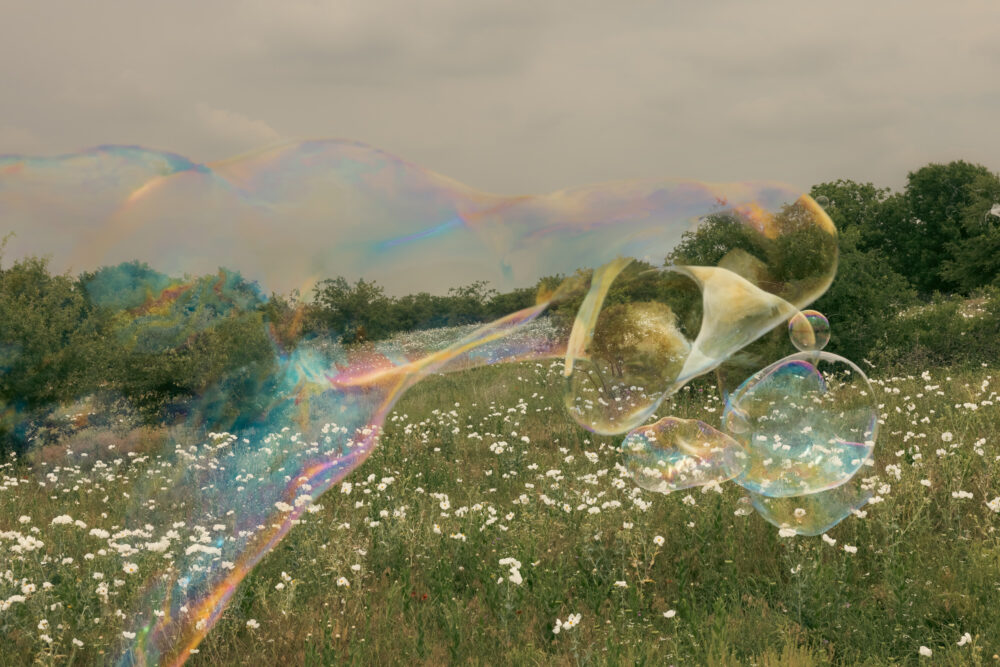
1, 361, 999, 665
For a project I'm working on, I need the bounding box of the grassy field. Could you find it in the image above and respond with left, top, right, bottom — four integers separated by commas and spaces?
1, 359, 999, 665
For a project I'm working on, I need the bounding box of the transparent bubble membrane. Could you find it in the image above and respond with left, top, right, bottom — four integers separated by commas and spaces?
0, 140, 839, 665
723, 351, 878, 497
748, 468, 875, 536
788, 309, 831, 352
622, 417, 747, 493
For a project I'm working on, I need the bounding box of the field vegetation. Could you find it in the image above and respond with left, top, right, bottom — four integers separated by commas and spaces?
1, 357, 998, 665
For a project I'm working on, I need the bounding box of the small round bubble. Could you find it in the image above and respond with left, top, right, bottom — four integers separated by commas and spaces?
788, 309, 830, 352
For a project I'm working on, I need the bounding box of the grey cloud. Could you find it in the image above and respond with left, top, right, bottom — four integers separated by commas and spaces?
0, 0, 998, 196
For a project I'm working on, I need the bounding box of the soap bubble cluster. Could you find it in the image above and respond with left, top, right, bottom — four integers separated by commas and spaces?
624, 311, 879, 537
0, 139, 852, 663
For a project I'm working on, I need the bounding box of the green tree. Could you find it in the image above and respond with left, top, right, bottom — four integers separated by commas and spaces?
485, 286, 537, 320
810, 180, 899, 254
444, 280, 498, 326
0, 250, 112, 450
901, 160, 996, 293
939, 171, 1000, 292
311, 276, 393, 343
811, 227, 917, 361
667, 212, 770, 269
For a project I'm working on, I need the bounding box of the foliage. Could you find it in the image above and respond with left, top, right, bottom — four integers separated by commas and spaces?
310, 276, 394, 343
939, 171, 1000, 292
872, 286, 1000, 369
901, 161, 998, 293
0, 251, 112, 449
1, 363, 997, 664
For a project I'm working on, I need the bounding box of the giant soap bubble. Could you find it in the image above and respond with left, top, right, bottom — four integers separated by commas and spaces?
0, 140, 843, 665
723, 351, 877, 497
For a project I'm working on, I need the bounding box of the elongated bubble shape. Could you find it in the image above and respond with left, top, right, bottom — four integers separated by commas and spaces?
748, 467, 875, 536
1, 141, 838, 298
722, 351, 878, 498
0, 140, 839, 665
622, 417, 748, 493
562, 253, 833, 434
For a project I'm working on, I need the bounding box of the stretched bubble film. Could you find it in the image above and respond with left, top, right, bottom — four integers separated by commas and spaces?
0, 140, 843, 665
1, 141, 837, 298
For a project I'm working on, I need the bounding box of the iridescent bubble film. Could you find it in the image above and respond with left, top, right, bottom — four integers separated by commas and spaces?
0, 140, 843, 665
622, 417, 747, 493
722, 352, 878, 497
788, 309, 831, 352
620, 320, 879, 538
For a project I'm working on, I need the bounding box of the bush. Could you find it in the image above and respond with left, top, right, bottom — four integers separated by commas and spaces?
872, 286, 1000, 369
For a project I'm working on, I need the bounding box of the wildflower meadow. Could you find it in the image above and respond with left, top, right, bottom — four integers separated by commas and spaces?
2, 350, 998, 665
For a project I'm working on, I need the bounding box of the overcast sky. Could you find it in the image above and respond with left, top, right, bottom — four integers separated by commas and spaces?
1, 0, 998, 195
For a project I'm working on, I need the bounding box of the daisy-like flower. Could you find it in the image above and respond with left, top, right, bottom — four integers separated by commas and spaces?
653, 535, 665, 546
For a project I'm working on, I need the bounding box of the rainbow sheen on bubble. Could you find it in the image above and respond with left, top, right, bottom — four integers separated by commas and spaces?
0, 139, 845, 666
622, 417, 747, 493
788, 309, 831, 352
722, 351, 877, 497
